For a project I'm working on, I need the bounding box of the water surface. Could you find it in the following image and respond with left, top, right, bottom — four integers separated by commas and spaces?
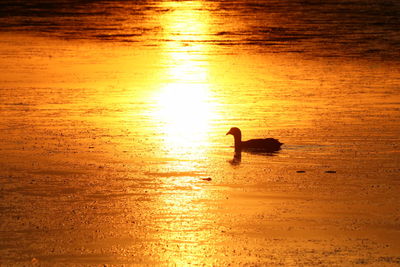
0, 0, 399, 265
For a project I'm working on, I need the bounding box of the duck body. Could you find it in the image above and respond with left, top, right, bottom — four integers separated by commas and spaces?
242, 138, 282, 151
226, 127, 283, 153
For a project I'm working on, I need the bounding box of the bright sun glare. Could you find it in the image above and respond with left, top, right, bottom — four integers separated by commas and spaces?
150, 4, 218, 262
152, 1, 215, 155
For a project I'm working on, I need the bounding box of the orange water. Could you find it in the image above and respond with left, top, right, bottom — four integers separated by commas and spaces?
0, 0, 399, 265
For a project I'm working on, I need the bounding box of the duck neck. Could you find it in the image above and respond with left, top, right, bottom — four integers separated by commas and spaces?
233, 133, 242, 152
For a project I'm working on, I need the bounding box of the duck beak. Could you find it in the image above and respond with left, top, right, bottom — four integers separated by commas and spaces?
226, 130, 231, 135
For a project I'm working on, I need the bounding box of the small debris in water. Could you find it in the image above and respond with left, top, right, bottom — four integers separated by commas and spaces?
325, 170, 336, 173
296, 170, 306, 173
202, 177, 212, 181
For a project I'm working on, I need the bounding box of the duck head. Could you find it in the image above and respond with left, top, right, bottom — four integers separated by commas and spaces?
226, 127, 241, 137
226, 127, 242, 152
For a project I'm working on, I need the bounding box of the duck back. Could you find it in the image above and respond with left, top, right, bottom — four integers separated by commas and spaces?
242, 138, 282, 152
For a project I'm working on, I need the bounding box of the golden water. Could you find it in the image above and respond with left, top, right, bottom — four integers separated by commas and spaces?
0, 0, 399, 265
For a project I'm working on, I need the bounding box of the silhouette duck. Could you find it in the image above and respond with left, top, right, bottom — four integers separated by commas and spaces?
226, 127, 283, 153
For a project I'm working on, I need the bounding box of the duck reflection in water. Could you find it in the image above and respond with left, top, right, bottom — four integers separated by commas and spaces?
226, 127, 283, 164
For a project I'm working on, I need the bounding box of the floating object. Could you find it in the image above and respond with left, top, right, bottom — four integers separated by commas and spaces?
226, 127, 283, 153
202, 177, 212, 181
325, 170, 336, 173
296, 170, 306, 173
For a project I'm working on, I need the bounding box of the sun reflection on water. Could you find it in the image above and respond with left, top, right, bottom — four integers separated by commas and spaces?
147, 1, 220, 264
154, 82, 212, 154
151, 1, 217, 159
